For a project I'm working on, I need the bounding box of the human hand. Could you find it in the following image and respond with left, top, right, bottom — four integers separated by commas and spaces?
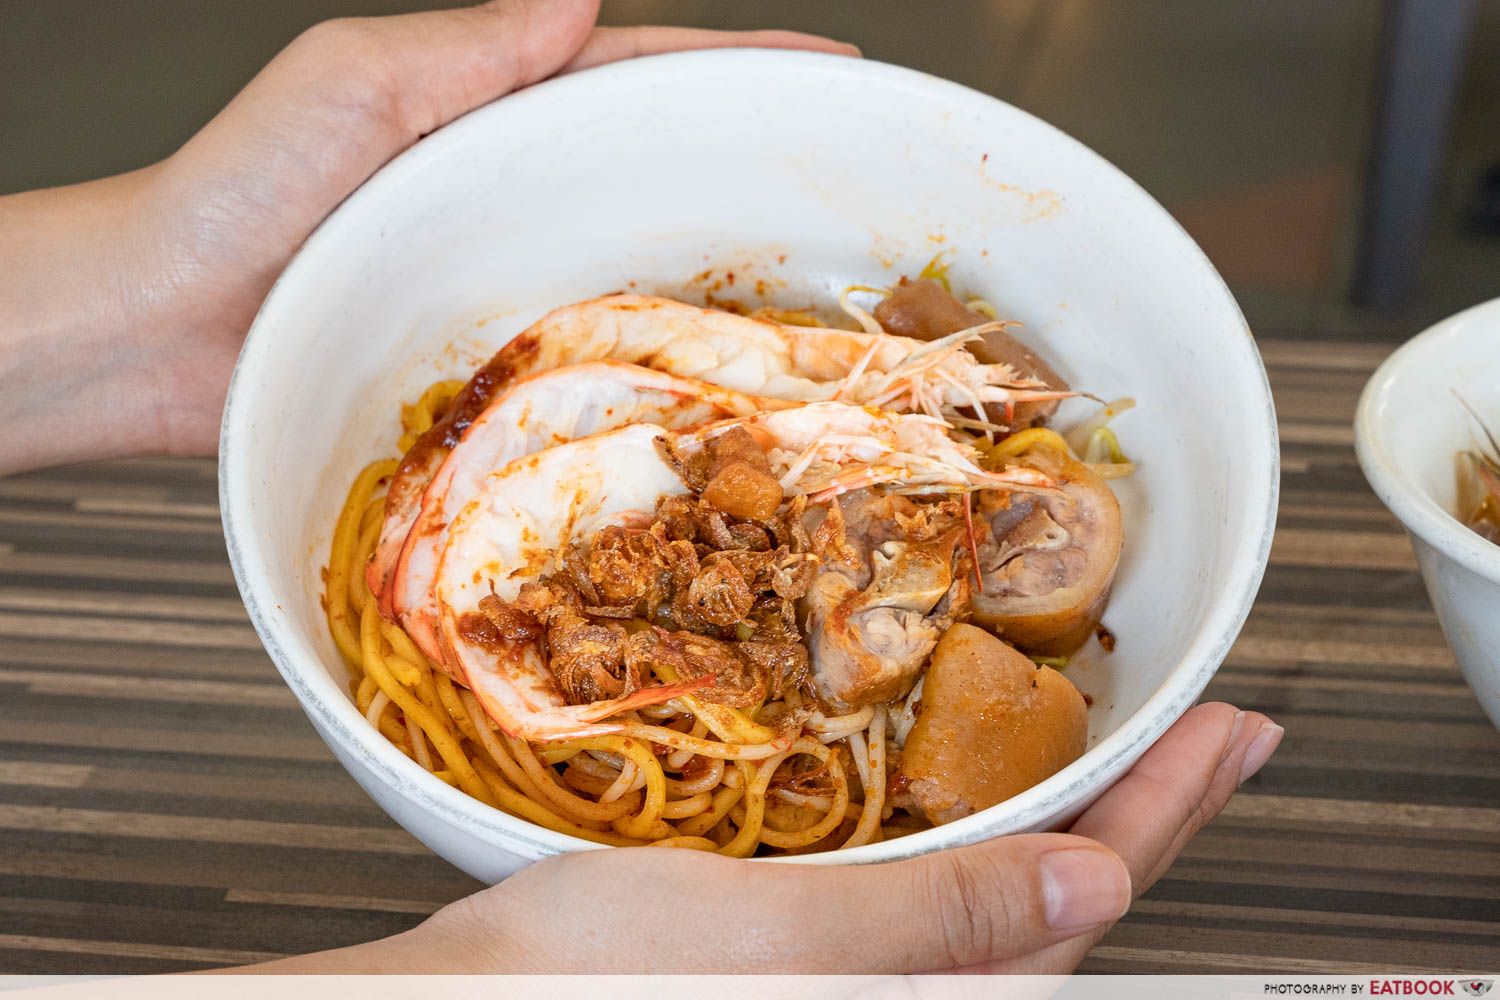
0, 0, 857, 475
250, 702, 1279, 974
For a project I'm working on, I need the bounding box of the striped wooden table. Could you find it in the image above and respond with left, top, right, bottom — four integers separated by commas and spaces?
1, 338, 1497, 975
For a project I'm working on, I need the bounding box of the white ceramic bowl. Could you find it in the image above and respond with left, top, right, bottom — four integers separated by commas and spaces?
220, 50, 1278, 882
1355, 298, 1500, 730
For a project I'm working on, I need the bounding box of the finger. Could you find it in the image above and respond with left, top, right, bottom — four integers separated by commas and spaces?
1139, 710, 1283, 890
164, 0, 603, 262
562, 25, 861, 73
444, 830, 1129, 973
966, 703, 1284, 975
291, 0, 603, 140
1070, 701, 1281, 894
186, 0, 600, 179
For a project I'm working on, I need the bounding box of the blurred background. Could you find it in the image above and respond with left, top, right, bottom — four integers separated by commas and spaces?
3, 0, 1499, 337
3, 0, 1500, 975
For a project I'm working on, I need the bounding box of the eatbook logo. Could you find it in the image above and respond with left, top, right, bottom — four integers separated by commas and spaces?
1462, 983, 1493, 997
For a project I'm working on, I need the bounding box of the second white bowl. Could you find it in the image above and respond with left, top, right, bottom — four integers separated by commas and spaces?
1356, 297, 1500, 730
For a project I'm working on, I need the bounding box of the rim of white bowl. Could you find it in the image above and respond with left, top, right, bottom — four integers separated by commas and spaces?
1354, 296, 1500, 584
220, 48, 1280, 868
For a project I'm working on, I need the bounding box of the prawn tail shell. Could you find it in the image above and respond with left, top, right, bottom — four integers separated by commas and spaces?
988, 468, 1056, 490
1007, 389, 1078, 404
572, 675, 719, 722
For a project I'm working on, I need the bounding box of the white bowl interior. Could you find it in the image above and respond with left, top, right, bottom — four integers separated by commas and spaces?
221, 51, 1276, 876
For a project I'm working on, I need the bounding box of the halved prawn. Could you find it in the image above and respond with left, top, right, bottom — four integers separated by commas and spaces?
717, 402, 1053, 499
516, 294, 1069, 419
438, 423, 705, 740
387, 361, 782, 668
369, 293, 1072, 609
436, 402, 1054, 741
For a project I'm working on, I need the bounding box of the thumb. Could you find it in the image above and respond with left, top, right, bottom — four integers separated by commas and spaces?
449, 831, 1132, 973
860, 832, 1134, 971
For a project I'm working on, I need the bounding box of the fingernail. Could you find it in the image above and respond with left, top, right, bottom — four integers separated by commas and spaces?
841, 42, 864, 57
1221, 710, 1247, 764
1237, 723, 1284, 785
1040, 848, 1132, 934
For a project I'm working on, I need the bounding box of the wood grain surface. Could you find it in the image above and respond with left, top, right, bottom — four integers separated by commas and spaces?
1, 337, 1498, 975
